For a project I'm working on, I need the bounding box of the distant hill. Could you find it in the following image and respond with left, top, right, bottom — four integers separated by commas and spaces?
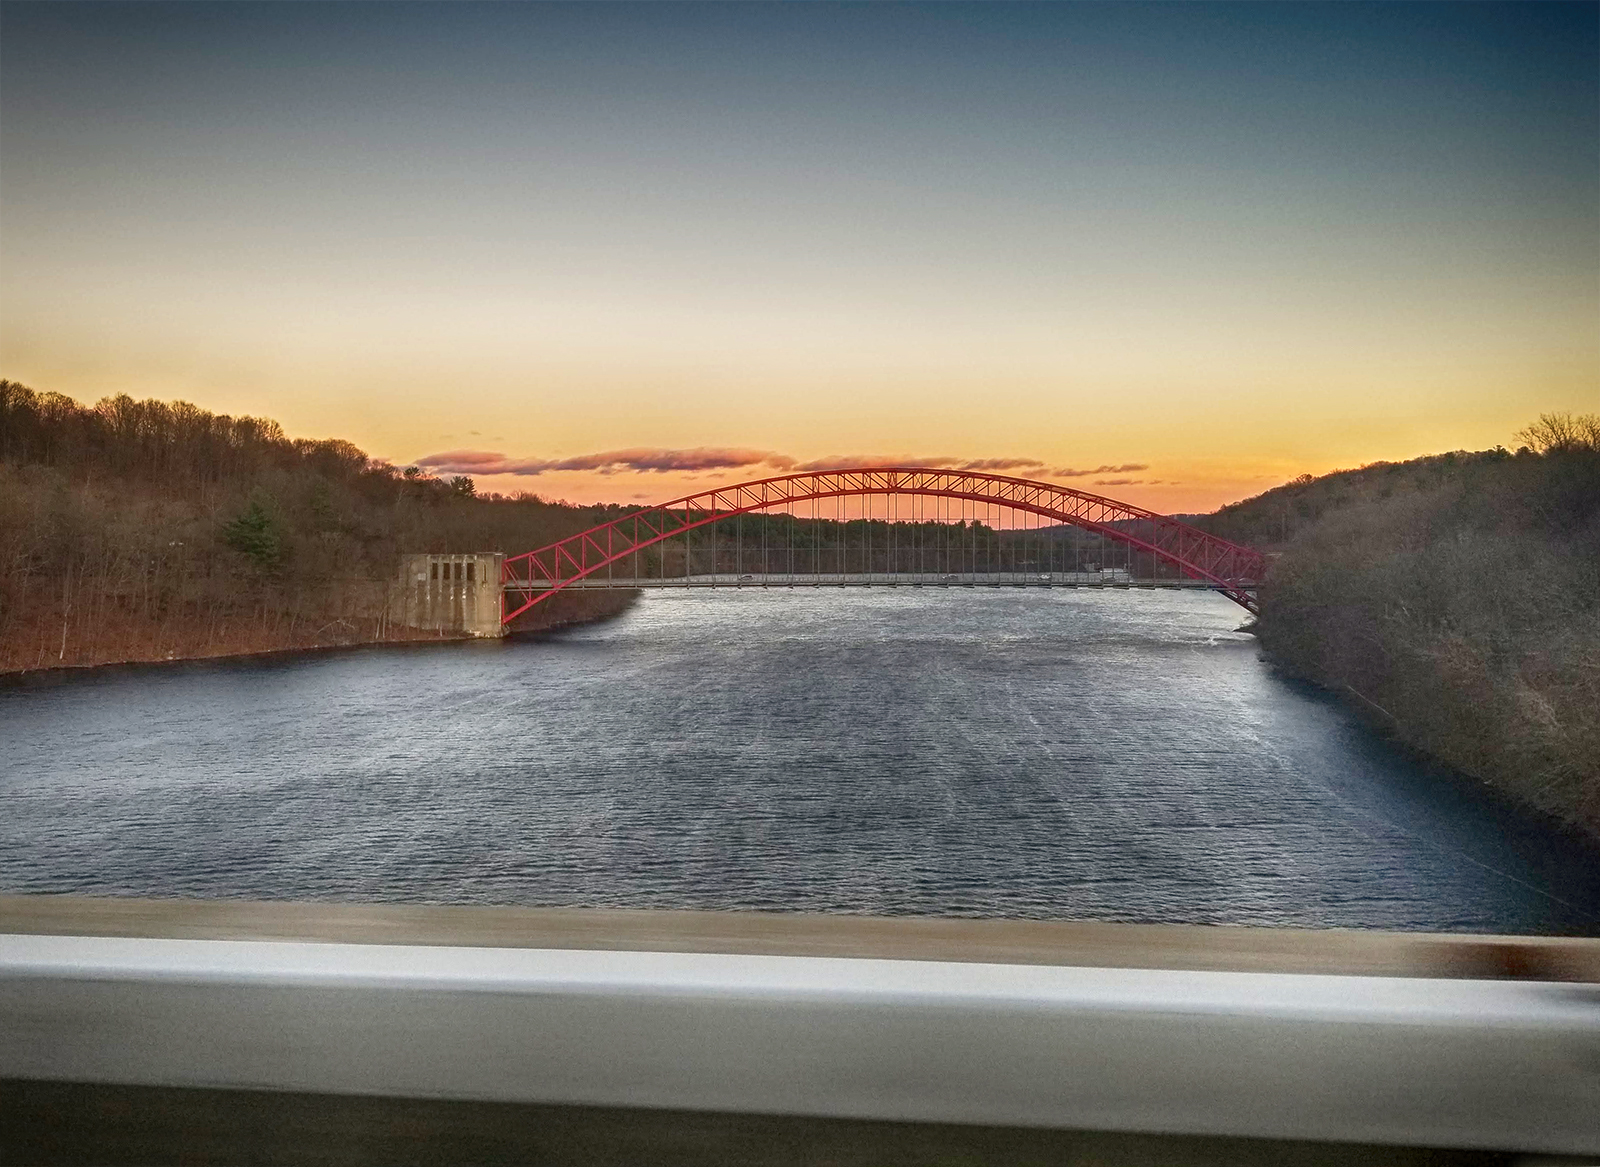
1190, 449, 1523, 550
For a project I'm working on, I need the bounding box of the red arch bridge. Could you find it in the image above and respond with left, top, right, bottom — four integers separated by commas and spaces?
500, 468, 1266, 622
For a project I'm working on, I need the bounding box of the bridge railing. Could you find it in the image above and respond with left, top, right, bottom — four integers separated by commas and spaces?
511, 571, 1210, 590
5, 900, 1596, 1159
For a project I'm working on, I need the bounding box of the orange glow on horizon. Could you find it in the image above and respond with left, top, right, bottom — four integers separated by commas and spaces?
4, 4, 1594, 517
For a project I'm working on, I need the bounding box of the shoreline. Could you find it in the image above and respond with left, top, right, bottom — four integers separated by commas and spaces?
1256, 632, 1600, 850
0, 588, 640, 682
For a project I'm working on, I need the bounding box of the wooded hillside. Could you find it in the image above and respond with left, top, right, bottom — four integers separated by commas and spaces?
1198, 414, 1600, 837
0, 381, 633, 672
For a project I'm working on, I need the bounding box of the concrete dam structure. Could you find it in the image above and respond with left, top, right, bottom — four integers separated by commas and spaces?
392, 553, 504, 638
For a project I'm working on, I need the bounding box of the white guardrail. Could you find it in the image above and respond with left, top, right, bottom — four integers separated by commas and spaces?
2, 934, 1597, 1155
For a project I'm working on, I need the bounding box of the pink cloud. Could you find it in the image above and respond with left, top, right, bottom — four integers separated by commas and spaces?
789, 455, 1047, 473
415, 448, 1132, 484
790, 454, 954, 472
415, 449, 514, 470
951, 457, 1048, 472
1050, 463, 1148, 478
417, 447, 795, 476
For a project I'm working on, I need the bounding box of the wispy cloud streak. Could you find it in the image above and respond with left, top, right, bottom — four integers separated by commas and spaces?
1050, 463, 1148, 478
417, 447, 796, 476
417, 449, 1148, 483
788, 455, 1048, 473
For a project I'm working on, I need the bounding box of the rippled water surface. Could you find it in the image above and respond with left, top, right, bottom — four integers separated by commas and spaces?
4, 589, 1598, 931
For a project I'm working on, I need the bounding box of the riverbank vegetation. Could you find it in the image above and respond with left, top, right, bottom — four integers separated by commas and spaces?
1200, 414, 1600, 838
0, 381, 634, 672
7, 381, 1597, 839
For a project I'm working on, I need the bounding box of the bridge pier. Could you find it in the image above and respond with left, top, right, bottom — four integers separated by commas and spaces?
393, 553, 505, 638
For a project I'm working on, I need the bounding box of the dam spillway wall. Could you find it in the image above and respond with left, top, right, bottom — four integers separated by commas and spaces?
392, 553, 504, 638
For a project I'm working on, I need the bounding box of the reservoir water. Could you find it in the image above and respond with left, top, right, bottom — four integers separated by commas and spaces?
3, 589, 1597, 932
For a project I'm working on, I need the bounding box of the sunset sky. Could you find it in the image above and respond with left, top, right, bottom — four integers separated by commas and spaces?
3, 2, 1595, 511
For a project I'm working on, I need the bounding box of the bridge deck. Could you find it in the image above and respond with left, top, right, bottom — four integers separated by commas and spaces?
509, 572, 1219, 591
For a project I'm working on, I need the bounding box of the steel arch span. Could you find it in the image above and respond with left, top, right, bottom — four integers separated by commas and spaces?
502, 468, 1267, 621
502, 468, 1268, 621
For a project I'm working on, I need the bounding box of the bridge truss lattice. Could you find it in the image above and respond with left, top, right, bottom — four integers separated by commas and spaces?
502, 468, 1267, 622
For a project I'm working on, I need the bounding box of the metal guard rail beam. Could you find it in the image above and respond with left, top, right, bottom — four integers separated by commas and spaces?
2, 933, 1594, 1155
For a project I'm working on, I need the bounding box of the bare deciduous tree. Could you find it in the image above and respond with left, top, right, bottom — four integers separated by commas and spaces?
1515, 412, 1600, 454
